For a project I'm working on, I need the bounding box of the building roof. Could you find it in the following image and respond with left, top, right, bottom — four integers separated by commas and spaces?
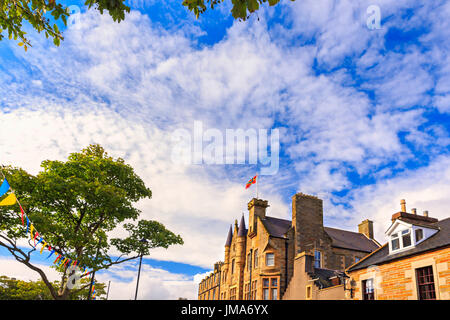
237, 214, 247, 237
308, 268, 346, 289
394, 216, 440, 230
260, 216, 292, 238
347, 217, 450, 272
259, 215, 379, 253
324, 226, 380, 253
225, 225, 232, 246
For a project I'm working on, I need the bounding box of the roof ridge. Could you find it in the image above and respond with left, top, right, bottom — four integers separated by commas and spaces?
324, 226, 361, 235
264, 215, 291, 222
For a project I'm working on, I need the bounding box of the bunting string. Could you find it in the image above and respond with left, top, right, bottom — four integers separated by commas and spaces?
0, 169, 93, 280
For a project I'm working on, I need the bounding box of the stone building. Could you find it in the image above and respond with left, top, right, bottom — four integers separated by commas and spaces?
198, 193, 380, 300
346, 200, 450, 300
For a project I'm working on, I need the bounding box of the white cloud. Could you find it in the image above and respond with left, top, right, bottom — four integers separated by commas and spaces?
335, 155, 450, 242
0, 0, 449, 300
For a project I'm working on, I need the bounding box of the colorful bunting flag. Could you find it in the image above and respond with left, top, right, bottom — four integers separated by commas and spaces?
19, 204, 25, 225
0, 175, 94, 280
47, 249, 55, 259
0, 179, 10, 197
54, 254, 61, 264
30, 224, 34, 241
0, 193, 17, 206
40, 241, 47, 254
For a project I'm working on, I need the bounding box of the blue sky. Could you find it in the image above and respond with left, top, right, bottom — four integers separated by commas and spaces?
0, 0, 449, 299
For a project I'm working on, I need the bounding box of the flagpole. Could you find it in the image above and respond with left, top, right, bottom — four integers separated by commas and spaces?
256, 174, 259, 199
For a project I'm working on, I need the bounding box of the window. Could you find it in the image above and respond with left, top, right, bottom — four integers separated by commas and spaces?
314, 250, 322, 268
247, 253, 251, 271
231, 259, 235, 274
244, 283, 250, 300
416, 266, 436, 300
262, 277, 278, 300
355, 257, 360, 263
254, 249, 258, 269
415, 229, 423, 242
402, 229, 412, 247
362, 279, 375, 300
251, 280, 257, 300
230, 288, 236, 300
391, 233, 400, 250
306, 285, 312, 300
265, 253, 274, 266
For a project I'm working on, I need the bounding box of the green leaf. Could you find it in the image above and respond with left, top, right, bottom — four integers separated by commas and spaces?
247, 0, 259, 12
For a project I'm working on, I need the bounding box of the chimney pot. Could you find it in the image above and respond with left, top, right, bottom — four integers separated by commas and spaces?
423, 210, 429, 217
411, 208, 417, 215
400, 199, 406, 212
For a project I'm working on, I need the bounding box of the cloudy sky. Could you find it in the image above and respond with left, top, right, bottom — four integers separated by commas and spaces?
0, 0, 449, 299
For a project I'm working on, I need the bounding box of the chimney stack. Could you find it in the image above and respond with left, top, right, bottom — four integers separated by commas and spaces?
400, 199, 406, 212
423, 210, 429, 217
248, 198, 269, 235
411, 208, 417, 215
358, 219, 374, 239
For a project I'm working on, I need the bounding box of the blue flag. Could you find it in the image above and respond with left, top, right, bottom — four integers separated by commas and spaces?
0, 179, 10, 197
47, 249, 55, 259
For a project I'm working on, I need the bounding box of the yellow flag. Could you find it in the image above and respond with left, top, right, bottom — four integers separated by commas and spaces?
40, 242, 47, 254
0, 193, 16, 206
30, 224, 34, 239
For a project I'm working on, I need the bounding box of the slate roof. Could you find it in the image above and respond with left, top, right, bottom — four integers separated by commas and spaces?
225, 225, 232, 246
347, 217, 450, 272
394, 216, 440, 230
237, 214, 247, 237
308, 268, 347, 289
324, 227, 380, 253
259, 215, 379, 253
260, 216, 292, 238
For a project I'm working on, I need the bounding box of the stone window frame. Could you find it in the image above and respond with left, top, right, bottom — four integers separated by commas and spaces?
251, 279, 257, 300
265, 252, 275, 267
306, 284, 313, 300
254, 249, 259, 269
357, 272, 379, 300
405, 257, 441, 300
262, 276, 279, 300
314, 250, 322, 268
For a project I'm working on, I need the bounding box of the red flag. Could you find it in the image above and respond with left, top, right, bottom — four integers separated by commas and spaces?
19, 204, 25, 225
245, 175, 257, 189
33, 232, 39, 246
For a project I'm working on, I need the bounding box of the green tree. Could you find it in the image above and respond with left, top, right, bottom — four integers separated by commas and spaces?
0, 275, 107, 300
0, 0, 130, 50
182, 0, 289, 20
0, 144, 183, 300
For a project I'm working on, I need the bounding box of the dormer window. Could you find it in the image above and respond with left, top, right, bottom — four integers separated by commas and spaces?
401, 229, 412, 247
391, 233, 400, 250
386, 210, 439, 255
390, 228, 414, 253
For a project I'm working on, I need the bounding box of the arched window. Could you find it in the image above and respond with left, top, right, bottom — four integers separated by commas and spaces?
254, 249, 259, 269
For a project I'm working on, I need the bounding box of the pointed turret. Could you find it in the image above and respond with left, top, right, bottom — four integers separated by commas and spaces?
237, 214, 247, 237
225, 225, 233, 247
